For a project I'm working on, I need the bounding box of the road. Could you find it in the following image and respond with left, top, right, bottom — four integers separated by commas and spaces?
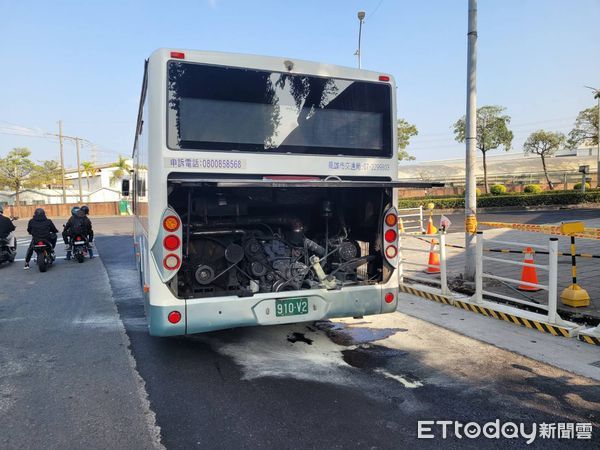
0, 212, 598, 449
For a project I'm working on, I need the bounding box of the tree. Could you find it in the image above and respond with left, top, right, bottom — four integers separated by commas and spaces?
0, 148, 36, 215
397, 118, 418, 161
453, 105, 513, 193
111, 156, 131, 186
523, 130, 565, 190
29, 160, 62, 189
81, 161, 98, 192
568, 104, 599, 148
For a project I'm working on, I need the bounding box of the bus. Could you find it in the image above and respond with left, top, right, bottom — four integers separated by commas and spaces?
130, 48, 407, 336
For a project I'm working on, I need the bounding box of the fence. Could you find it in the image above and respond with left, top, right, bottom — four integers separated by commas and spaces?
5, 201, 124, 219
398, 230, 449, 295
397, 206, 425, 234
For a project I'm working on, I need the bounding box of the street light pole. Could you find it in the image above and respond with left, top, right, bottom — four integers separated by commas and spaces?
585, 86, 600, 187
357, 11, 365, 69
464, 0, 478, 281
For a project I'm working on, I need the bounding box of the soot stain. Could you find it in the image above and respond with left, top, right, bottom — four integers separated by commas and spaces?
342, 344, 407, 369
287, 332, 313, 345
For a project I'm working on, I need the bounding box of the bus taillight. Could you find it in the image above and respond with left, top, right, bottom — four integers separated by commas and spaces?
167, 311, 182, 324
382, 207, 399, 267
170, 51, 185, 59
163, 254, 181, 270
163, 215, 180, 232
163, 235, 181, 251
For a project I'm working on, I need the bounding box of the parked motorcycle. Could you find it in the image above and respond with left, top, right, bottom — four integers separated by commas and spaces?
33, 240, 55, 272
0, 234, 16, 266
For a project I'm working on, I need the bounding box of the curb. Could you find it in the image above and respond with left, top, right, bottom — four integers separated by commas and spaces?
400, 284, 577, 338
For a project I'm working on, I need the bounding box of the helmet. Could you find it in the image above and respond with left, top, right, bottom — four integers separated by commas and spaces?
80, 205, 89, 215
34, 208, 46, 218
71, 206, 80, 216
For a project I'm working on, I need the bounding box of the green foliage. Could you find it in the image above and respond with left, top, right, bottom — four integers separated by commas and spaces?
573, 182, 591, 190
476, 187, 481, 196
81, 161, 98, 191
568, 104, 599, 148
398, 191, 600, 209
523, 130, 566, 157
0, 148, 35, 191
453, 105, 514, 193
397, 118, 418, 161
29, 160, 62, 188
111, 156, 131, 184
490, 184, 507, 195
523, 184, 542, 194
453, 106, 514, 153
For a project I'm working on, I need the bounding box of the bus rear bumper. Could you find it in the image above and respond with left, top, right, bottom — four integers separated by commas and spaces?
147, 284, 398, 336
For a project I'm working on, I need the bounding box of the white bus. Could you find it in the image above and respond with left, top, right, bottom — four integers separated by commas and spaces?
130, 48, 407, 336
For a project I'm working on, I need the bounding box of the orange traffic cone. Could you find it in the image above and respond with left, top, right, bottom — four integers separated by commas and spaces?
424, 217, 440, 274
517, 247, 541, 291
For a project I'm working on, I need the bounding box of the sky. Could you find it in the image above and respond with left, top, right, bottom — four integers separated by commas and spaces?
1, 0, 599, 168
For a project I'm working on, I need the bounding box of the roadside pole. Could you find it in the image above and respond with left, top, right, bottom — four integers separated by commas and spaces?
464, 0, 478, 280
75, 137, 83, 203
59, 120, 67, 204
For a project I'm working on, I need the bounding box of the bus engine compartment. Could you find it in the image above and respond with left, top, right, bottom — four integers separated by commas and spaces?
167, 182, 394, 299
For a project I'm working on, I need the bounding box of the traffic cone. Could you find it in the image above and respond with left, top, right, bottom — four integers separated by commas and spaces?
517, 247, 541, 291
424, 218, 440, 274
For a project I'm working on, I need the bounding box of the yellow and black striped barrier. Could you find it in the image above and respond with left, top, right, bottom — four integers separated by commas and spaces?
399, 284, 453, 305
578, 334, 600, 346
479, 221, 600, 240
453, 300, 573, 337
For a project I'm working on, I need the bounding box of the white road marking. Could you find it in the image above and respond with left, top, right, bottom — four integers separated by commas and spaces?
374, 368, 423, 388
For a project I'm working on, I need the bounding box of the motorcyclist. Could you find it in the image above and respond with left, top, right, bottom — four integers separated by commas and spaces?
63, 207, 94, 259
24, 208, 58, 269
0, 204, 16, 251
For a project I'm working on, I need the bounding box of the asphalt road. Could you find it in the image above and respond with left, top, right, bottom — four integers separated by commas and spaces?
1, 212, 598, 449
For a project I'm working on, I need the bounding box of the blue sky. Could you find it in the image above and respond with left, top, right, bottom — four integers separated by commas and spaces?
1, 0, 599, 167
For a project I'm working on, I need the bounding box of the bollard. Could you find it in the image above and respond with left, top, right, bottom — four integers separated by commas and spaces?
439, 231, 448, 295
474, 231, 483, 302
548, 238, 559, 324
560, 222, 590, 307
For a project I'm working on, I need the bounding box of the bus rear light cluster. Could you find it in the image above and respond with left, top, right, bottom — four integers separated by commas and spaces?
382, 208, 399, 267
153, 209, 183, 282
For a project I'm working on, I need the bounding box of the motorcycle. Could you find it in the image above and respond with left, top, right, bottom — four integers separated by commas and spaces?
70, 234, 92, 263
33, 240, 55, 272
0, 233, 16, 266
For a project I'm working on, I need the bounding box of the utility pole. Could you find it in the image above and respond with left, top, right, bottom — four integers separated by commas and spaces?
464, 0, 478, 281
58, 120, 67, 203
586, 86, 600, 187
75, 137, 83, 202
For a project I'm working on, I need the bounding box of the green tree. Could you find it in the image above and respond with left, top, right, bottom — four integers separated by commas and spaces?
0, 148, 36, 215
29, 160, 62, 189
568, 104, 599, 148
81, 161, 98, 192
523, 130, 566, 190
397, 118, 418, 161
111, 156, 131, 186
453, 105, 513, 193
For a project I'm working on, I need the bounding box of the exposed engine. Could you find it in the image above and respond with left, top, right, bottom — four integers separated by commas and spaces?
168, 184, 391, 299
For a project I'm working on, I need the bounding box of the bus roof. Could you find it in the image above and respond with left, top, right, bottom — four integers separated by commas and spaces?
148, 48, 395, 85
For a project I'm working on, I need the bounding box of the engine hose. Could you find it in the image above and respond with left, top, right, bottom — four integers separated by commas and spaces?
304, 237, 326, 256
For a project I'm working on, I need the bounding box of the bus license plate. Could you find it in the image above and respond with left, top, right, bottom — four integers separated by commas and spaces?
275, 297, 309, 317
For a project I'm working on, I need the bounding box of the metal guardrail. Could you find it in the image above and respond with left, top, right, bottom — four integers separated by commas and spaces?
474, 231, 567, 325
399, 231, 449, 295
397, 206, 425, 234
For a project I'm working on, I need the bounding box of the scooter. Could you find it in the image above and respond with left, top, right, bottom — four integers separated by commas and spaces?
0, 232, 16, 266
33, 240, 55, 272
70, 234, 92, 263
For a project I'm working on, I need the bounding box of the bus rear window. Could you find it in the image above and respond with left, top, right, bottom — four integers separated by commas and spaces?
167, 61, 392, 157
